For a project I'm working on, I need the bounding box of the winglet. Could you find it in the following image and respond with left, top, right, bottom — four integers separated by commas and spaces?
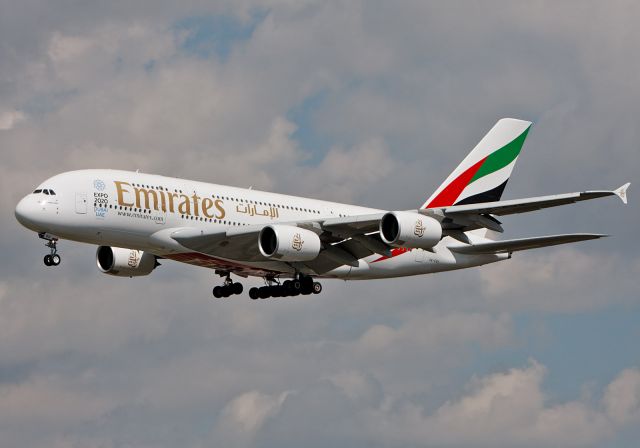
614, 182, 630, 205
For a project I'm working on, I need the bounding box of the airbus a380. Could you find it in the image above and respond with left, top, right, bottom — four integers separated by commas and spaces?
15, 119, 629, 299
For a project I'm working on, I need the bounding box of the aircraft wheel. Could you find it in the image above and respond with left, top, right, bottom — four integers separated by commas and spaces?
249, 287, 260, 300
44, 254, 52, 266
213, 286, 222, 298
259, 286, 270, 299
232, 283, 243, 295
51, 254, 61, 266
222, 286, 233, 298
312, 282, 322, 294
301, 276, 313, 290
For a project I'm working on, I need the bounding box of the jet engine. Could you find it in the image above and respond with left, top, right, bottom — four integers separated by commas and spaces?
379, 211, 442, 249
259, 225, 321, 262
96, 246, 158, 277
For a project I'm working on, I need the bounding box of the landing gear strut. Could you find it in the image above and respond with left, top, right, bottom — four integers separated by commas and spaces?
212, 272, 243, 298
40, 233, 61, 267
248, 274, 322, 300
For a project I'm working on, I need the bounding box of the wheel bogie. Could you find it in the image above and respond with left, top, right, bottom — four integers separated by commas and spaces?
212, 276, 322, 300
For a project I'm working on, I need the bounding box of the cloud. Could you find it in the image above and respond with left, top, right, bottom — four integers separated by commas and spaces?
361, 360, 621, 447
478, 248, 640, 312
603, 368, 640, 426
213, 390, 291, 446
0, 110, 26, 131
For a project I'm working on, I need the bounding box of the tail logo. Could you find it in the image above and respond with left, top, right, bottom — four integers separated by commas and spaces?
291, 233, 304, 251
414, 219, 426, 238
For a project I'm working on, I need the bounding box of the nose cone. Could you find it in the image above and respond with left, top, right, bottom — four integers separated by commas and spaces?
15, 196, 38, 230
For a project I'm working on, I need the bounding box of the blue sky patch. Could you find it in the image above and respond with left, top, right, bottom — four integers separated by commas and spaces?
174, 11, 267, 61
287, 90, 333, 165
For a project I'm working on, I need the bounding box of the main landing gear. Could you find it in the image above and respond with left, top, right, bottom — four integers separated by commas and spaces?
248, 275, 322, 300
212, 272, 244, 298
40, 233, 61, 267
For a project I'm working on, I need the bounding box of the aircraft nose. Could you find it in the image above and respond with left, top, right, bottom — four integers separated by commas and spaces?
15, 196, 37, 229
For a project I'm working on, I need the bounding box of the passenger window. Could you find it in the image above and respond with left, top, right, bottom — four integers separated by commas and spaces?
50, 190, 56, 195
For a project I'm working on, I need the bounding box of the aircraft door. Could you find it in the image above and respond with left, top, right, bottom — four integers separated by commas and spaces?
75, 193, 87, 214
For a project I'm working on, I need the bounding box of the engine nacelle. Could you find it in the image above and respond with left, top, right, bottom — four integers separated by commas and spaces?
259, 225, 322, 262
379, 211, 442, 249
96, 246, 158, 277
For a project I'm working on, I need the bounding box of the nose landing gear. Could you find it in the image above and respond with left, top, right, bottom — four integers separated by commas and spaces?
40, 233, 61, 267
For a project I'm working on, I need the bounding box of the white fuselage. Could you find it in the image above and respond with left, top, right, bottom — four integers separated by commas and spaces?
15, 169, 506, 280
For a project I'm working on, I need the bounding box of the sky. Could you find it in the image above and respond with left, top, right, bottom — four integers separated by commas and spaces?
0, 1, 639, 447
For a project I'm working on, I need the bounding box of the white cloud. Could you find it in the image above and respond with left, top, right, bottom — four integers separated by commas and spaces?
478, 248, 640, 312
361, 361, 635, 447
0, 110, 26, 130
604, 368, 640, 425
212, 390, 291, 447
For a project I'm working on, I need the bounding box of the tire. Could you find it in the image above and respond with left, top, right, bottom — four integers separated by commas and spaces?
221, 286, 232, 298
259, 286, 270, 299
301, 284, 313, 295
249, 287, 260, 300
51, 254, 61, 266
232, 283, 243, 295
44, 254, 52, 266
213, 286, 222, 298
292, 280, 302, 291
301, 276, 313, 290
312, 282, 322, 294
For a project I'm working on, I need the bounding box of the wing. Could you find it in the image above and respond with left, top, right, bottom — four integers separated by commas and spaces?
168, 183, 628, 275
424, 183, 629, 232
449, 233, 606, 255
169, 214, 389, 275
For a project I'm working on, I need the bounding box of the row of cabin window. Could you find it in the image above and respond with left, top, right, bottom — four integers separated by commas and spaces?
212, 194, 321, 214
101, 203, 347, 222
101, 204, 152, 214
128, 183, 321, 214
101, 204, 249, 226
33, 189, 56, 195
180, 215, 247, 226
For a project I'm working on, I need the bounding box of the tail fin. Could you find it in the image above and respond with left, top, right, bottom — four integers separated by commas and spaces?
422, 118, 532, 209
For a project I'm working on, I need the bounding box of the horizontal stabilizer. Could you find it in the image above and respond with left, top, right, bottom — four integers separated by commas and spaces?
449, 233, 606, 255
430, 187, 628, 217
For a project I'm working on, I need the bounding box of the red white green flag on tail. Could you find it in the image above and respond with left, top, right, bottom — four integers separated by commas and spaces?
422, 118, 531, 209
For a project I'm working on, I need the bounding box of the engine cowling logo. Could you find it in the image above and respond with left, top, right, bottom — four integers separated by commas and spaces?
414, 219, 426, 237
128, 250, 140, 268
291, 233, 304, 251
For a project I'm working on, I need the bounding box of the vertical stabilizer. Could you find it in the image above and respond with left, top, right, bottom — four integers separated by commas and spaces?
422, 118, 532, 209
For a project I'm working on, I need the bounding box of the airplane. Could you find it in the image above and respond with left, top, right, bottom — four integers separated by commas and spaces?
14, 118, 629, 300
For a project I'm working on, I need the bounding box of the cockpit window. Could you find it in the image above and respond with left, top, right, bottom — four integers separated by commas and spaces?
43, 190, 50, 195
33, 189, 42, 194
49, 190, 56, 195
